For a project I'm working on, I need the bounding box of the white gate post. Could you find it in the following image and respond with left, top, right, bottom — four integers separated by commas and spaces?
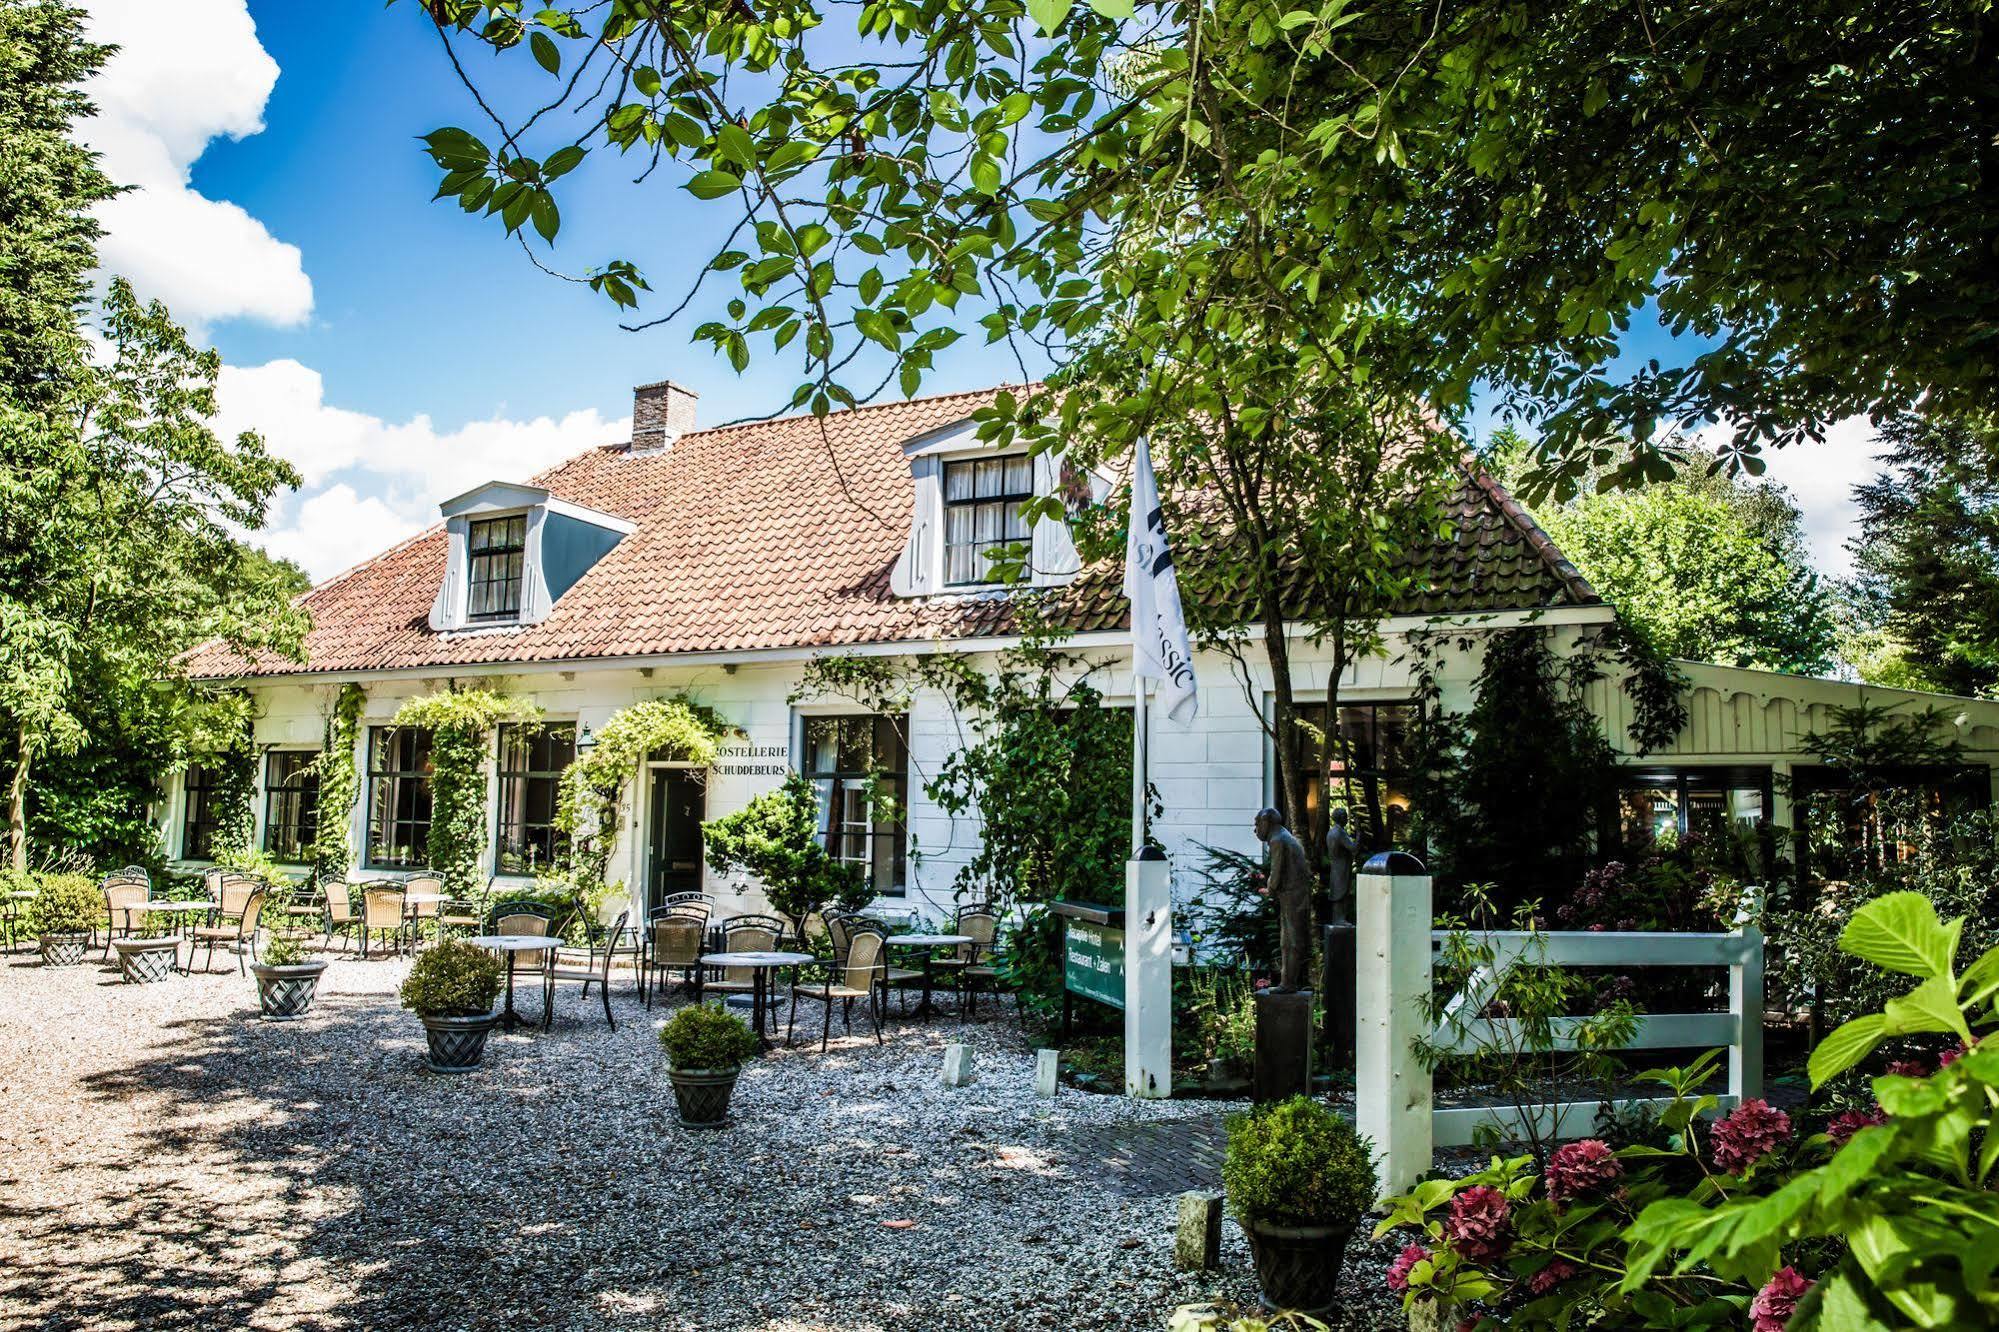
1730, 885, 1765, 1104
1355, 851, 1433, 1201
1125, 848, 1173, 1098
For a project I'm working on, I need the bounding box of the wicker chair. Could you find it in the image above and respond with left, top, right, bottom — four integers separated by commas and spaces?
191, 887, 267, 974
705, 915, 783, 1001
934, 905, 998, 1008
643, 915, 708, 1008
215, 875, 261, 926
543, 911, 629, 1030
788, 927, 887, 1050
100, 877, 150, 958
320, 880, 361, 951
436, 888, 484, 942
358, 882, 407, 958
490, 903, 555, 937
401, 873, 445, 947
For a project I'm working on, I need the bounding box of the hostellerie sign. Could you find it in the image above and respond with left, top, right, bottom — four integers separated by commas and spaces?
1063, 920, 1126, 1011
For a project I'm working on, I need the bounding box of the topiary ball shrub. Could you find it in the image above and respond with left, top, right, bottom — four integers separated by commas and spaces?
399, 939, 503, 1017
261, 933, 307, 967
29, 873, 101, 936
1223, 1095, 1377, 1230
659, 1003, 761, 1071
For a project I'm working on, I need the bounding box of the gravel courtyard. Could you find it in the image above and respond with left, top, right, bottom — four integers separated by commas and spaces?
0, 950, 1404, 1332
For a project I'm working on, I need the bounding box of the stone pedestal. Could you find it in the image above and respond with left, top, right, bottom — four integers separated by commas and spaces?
1034, 1048, 1060, 1097
1322, 921, 1357, 1069
1252, 989, 1314, 1103
1173, 1190, 1224, 1270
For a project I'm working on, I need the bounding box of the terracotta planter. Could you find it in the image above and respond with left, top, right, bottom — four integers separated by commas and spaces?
38, 932, 88, 967
1242, 1217, 1355, 1318
420, 1012, 499, 1073
667, 1066, 742, 1129
252, 960, 328, 1021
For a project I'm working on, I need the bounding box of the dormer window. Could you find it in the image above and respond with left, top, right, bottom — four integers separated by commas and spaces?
467, 515, 528, 621
943, 456, 1033, 586
427, 481, 634, 633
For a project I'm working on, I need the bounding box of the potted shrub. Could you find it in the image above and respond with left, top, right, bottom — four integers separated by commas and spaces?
250, 933, 328, 1021
1222, 1095, 1377, 1317
398, 938, 503, 1073
659, 1002, 761, 1129
31, 874, 99, 967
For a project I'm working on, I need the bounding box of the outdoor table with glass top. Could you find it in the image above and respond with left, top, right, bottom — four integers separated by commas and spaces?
885, 934, 974, 1018
468, 934, 563, 1030
699, 950, 815, 1048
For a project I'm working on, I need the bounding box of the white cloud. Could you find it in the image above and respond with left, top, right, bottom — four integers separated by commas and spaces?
1735, 417, 1883, 581
217, 359, 629, 581
79, 0, 312, 329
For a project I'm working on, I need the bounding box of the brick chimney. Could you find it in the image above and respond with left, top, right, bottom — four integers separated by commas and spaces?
630, 379, 698, 455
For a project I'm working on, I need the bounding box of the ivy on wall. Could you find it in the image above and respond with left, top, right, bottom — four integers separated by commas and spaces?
309, 683, 366, 885
556, 698, 733, 891
187, 687, 258, 861
391, 687, 540, 894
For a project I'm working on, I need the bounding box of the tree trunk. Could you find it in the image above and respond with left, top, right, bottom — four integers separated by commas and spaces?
1262, 597, 1311, 849
8, 723, 29, 875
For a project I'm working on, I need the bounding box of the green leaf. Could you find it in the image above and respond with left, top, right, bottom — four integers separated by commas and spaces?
1086, 0, 1134, 17
969, 153, 1002, 196
1027, 0, 1069, 35
530, 190, 560, 243
1883, 973, 1973, 1040
686, 170, 743, 200
715, 124, 756, 171
530, 31, 560, 75
1841, 891, 1961, 979
1810, 1014, 1888, 1088
542, 146, 586, 180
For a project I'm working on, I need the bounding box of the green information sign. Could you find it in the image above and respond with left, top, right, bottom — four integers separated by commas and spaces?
1064, 919, 1126, 1010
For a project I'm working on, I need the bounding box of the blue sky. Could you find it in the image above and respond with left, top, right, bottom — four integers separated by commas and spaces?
79, 0, 1878, 582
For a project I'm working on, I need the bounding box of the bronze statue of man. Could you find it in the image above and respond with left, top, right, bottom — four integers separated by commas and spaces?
1255, 806, 1314, 993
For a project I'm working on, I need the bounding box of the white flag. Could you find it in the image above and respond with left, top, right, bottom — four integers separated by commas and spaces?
1124, 437, 1198, 724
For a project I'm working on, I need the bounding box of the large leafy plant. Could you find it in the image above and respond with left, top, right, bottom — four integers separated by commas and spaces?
1376, 890, 1999, 1329
701, 771, 869, 927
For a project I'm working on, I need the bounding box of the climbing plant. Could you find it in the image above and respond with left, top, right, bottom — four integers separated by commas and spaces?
391, 687, 540, 894
309, 683, 366, 885
556, 698, 733, 890
185, 687, 259, 861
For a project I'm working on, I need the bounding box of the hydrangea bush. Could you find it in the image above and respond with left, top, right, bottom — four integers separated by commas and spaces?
1377, 890, 1999, 1328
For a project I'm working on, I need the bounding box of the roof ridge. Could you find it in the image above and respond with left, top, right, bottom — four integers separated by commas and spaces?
642, 382, 1034, 445
1460, 458, 1600, 605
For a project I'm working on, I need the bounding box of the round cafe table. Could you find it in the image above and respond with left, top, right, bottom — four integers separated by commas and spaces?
885, 934, 974, 1018
402, 891, 449, 946
134, 899, 217, 971
700, 950, 815, 1049
467, 934, 562, 1031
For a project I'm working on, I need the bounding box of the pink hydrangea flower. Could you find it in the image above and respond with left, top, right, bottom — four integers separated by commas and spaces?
1940, 1037, 1977, 1067
1710, 1099, 1791, 1174
1749, 1266, 1813, 1332
1444, 1185, 1513, 1265
1826, 1105, 1887, 1145
1385, 1242, 1430, 1293
1885, 1057, 1932, 1079
1525, 1258, 1579, 1296
1544, 1139, 1622, 1205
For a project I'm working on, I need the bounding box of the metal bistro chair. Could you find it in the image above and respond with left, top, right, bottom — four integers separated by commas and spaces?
643, 914, 708, 1008
566, 896, 641, 999
934, 904, 998, 1013
320, 879, 361, 952
358, 882, 407, 958
191, 887, 267, 974
100, 876, 150, 958
215, 874, 261, 927
436, 887, 485, 943
544, 910, 629, 1030
704, 914, 783, 1003
641, 896, 712, 1000
788, 926, 888, 1051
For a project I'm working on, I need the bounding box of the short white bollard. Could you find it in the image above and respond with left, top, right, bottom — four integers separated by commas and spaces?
942, 1043, 976, 1087
1355, 850, 1434, 1202
1034, 1048, 1060, 1098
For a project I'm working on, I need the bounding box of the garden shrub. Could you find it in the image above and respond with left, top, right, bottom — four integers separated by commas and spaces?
997, 904, 1065, 1019
701, 772, 870, 928
28, 872, 99, 935
1378, 889, 1999, 1329
260, 932, 307, 967
658, 1002, 760, 1070
1182, 843, 1279, 974
398, 939, 503, 1016
1222, 1095, 1376, 1230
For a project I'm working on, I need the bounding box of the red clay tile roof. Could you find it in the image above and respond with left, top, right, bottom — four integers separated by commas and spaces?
185, 387, 1598, 680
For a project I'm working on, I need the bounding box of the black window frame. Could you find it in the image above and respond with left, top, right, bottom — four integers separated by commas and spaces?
467, 513, 528, 622
800, 713, 909, 898
181, 762, 222, 861
494, 721, 575, 876
1292, 699, 1417, 855
365, 726, 434, 870
942, 455, 1034, 587
262, 750, 321, 863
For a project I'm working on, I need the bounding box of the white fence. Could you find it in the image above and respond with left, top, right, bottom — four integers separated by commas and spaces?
1356, 861, 1764, 1197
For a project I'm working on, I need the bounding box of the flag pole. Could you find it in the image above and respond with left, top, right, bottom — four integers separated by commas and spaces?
1131, 674, 1150, 854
